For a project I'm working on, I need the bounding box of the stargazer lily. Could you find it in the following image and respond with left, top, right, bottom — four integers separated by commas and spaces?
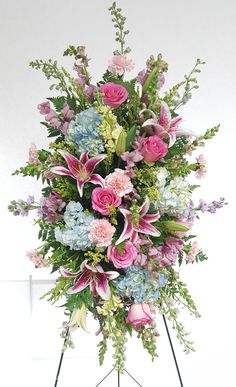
51, 150, 106, 196
60, 260, 119, 301
142, 101, 196, 147
115, 197, 160, 245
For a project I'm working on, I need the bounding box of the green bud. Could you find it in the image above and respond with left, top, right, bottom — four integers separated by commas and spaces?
115, 129, 127, 156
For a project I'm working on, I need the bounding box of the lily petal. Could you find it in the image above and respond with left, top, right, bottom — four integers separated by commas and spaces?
175, 128, 197, 137
85, 154, 106, 175
94, 273, 110, 300
89, 173, 105, 187
60, 267, 81, 277
58, 150, 81, 176
105, 271, 120, 280
143, 213, 160, 223
51, 166, 74, 178
116, 209, 133, 245
67, 269, 91, 294
77, 178, 85, 197
80, 151, 89, 164
159, 101, 171, 128
170, 116, 182, 128
136, 219, 160, 237
140, 197, 150, 217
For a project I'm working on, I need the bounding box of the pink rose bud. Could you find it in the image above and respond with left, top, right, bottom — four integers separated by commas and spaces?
92, 187, 121, 216
140, 135, 168, 163
107, 241, 137, 269
100, 82, 128, 108
126, 303, 154, 328
37, 101, 51, 115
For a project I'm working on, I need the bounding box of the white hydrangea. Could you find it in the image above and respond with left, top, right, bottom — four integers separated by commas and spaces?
155, 168, 191, 215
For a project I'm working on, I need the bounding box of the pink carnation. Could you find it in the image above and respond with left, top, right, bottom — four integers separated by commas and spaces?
100, 83, 128, 108
29, 143, 39, 165
92, 187, 121, 216
140, 135, 168, 164
105, 168, 133, 197
88, 219, 115, 248
108, 55, 134, 76
107, 241, 137, 269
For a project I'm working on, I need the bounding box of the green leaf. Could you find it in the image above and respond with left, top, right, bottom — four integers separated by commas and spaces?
125, 125, 136, 151
47, 96, 66, 112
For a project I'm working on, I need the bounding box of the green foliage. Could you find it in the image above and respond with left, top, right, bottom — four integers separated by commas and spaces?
163, 269, 201, 317
41, 276, 72, 304
125, 125, 137, 151
193, 124, 220, 146
12, 163, 43, 180
98, 339, 108, 366
141, 328, 158, 360
48, 96, 66, 112
164, 58, 205, 109
195, 250, 208, 263
108, 2, 131, 55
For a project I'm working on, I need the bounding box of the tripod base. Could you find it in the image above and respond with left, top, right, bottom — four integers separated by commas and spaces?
95, 368, 142, 386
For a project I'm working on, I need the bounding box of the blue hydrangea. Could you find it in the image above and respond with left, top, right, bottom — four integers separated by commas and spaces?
54, 201, 95, 250
114, 266, 167, 303
66, 107, 104, 155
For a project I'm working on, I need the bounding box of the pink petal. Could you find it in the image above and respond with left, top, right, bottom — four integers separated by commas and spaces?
105, 271, 120, 280
67, 269, 91, 294
159, 101, 171, 128
143, 213, 160, 223
90, 280, 98, 296
80, 151, 89, 164
168, 132, 177, 148
170, 116, 182, 128
60, 267, 81, 277
175, 128, 197, 137
51, 166, 74, 178
77, 178, 85, 197
85, 154, 106, 175
89, 173, 105, 187
58, 150, 81, 176
142, 118, 158, 127
94, 273, 110, 300
140, 197, 150, 217
136, 219, 160, 237
115, 209, 133, 245
86, 262, 102, 273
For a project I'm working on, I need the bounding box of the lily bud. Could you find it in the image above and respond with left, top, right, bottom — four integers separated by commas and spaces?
115, 129, 127, 156
67, 304, 89, 333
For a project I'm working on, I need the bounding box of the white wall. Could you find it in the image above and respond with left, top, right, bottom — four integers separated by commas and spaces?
1, 0, 236, 386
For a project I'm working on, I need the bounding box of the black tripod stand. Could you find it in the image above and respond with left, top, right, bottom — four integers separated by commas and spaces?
54, 314, 184, 387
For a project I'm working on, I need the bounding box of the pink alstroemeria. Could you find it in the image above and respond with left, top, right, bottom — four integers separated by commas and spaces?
60, 261, 119, 300
116, 197, 160, 245
51, 150, 106, 197
142, 101, 196, 147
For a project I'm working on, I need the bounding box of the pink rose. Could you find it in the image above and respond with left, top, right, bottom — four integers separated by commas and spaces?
107, 241, 137, 269
92, 188, 121, 216
108, 55, 134, 76
140, 135, 168, 163
126, 304, 153, 328
100, 83, 128, 108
